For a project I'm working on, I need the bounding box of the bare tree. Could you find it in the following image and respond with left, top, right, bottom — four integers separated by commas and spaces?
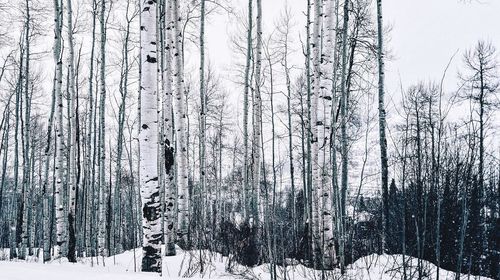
139, 0, 161, 273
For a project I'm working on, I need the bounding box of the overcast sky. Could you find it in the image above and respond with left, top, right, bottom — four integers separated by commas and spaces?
204, 0, 500, 99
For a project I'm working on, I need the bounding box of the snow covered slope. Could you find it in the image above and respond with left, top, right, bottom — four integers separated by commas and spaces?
0, 248, 492, 280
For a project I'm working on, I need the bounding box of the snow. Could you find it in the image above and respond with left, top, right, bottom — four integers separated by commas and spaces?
0, 247, 492, 280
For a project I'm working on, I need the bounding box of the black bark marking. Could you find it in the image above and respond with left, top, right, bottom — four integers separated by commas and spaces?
146, 55, 157, 63
145, 176, 158, 184
164, 146, 174, 173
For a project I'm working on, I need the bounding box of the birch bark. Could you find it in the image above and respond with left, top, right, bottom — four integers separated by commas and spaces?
97, 0, 107, 259
319, 0, 337, 269
251, 0, 263, 226
163, 0, 176, 256
66, 0, 78, 262
310, 0, 322, 268
53, 0, 65, 259
338, 0, 350, 272
243, 0, 253, 221
139, 0, 161, 272
173, 0, 189, 247
376, 0, 389, 253
199, 0, 207, 233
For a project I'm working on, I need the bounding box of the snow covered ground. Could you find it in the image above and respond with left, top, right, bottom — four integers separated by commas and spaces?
0, 247, 492, 280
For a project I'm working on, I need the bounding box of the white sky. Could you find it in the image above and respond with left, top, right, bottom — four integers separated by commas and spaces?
204, 0, 500, 98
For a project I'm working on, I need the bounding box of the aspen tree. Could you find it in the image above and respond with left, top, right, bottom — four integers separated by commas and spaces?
310, 0, 322, 268
304, 0, 313, 264
162, 0, 176, 257
199, 0, 207, 234
173, 0, 189, 247
53, 0, 65, 259
0, 98, 11, 254
319, 0, 336, 269
66, 0, 78, 263
1, 95, 12, 258
250, 0, 263, 227
243, 0, 252, 221
139, 0, 162, 271
85, 0, 98, 258
19, 0, 32, 260
139, 0, 161, 272
376, 0, 389, 253
97, 0, 107, 259
338, 0, 349, 272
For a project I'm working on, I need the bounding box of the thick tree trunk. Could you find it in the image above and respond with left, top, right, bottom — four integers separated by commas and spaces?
139, 0, 161, 272
310, 0, 322, 268
319, 0, 337, 269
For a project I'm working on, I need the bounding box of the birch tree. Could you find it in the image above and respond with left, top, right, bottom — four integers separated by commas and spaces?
199, 0, 207, 237
97, 0, 107, 259
162, 0, 176, 257
338, 0, 350, 271
173, 0, 189, 247
243, 0, 252, 221
139, 0, 161, 272
376, 0, 389, 253
319, 0, 337, 269
66, 0, 78, 263
310, 0, 322, 268
250, 0, 263, 228
53, 0, 65, 259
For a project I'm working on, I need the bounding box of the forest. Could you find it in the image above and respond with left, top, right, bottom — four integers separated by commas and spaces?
0, 0, 498, 279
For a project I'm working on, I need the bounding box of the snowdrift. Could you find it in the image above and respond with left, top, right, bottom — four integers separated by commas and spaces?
0, 247, 492, 280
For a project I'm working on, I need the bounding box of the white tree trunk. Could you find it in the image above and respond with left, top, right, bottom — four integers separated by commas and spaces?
66, 0, 78, 263
251, 0, 263, 226
53, 0, 65, 259
139, 0, 161, 272
173, 0, 189, 247
42, 75, 56, 261
97, 0, 107, 259
376, 0, 389, 253
319, 0, 337, 269
198, 0, 207, 240
310, 0, 322, 268
163, 0, 176, 257
243, 0, 253, 221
